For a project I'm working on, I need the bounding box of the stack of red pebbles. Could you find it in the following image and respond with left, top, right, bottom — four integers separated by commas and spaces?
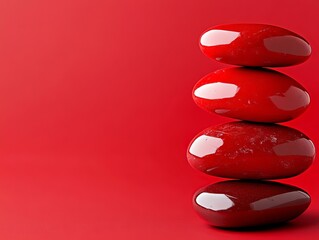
187, 24, 316, 228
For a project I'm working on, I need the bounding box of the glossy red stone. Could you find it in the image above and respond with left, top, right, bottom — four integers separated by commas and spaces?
200, 23, 311, 67
187, 121, 315, 179
193, 180, 311, 228
193, 67, 310, 123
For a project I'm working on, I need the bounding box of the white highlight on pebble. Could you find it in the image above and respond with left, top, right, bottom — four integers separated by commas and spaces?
194, 82, 239, 100
196, 193, 235, 211
200, 30, 240, 47
189, 135, 223, 158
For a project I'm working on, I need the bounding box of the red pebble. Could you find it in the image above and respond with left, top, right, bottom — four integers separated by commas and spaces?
200, 23, 311, 67
193, 180, 311, 228
187, 122, 315, 179
193, 67, 310, 123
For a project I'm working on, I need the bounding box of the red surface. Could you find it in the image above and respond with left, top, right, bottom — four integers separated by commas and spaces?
187, 122, 315, 179
193, 67, 310, 122
194, 180, 311, 228
0, 0, 318, 239
200, 23, 311, 67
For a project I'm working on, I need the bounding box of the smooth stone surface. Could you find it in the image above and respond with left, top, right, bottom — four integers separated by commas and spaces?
200, 23, 311, 67
193, 67, 310, 123
193, 180, 311, 228
187, 121, 315, 179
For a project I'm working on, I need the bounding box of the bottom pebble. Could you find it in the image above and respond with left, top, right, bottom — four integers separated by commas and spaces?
193, 180, 311, 228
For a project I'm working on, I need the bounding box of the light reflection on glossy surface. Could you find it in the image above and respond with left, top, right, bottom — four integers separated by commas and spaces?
193, 67, 310, 122
200, 29, 240, 47
199, 24, 311, 67
214, 109, 230, 114
193, 180, 311, 228
273, 138, 316, 157
189, 135, 223, 158
187, 122, 315, 179
195, 192, 234, 211
251, 191, 310, 211
193, 82, 239, 100
264, 35, 311, 57
269, 86, 310, 111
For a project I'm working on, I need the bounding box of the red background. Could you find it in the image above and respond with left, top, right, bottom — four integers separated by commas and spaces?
0, 0, 318, 239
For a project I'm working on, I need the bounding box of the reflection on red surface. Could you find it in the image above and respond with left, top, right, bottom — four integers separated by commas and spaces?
199, 23, 311, 67
193, 180, 310, 228
187, 122, 315, 179
193, 67, 310, 122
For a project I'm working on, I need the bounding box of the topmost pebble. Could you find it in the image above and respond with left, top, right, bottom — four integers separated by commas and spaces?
200, 23, 311, 67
